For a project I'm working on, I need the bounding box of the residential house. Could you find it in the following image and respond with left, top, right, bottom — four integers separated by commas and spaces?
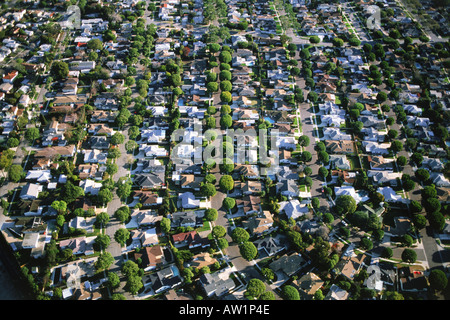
242, 210, 274, 236
279, 199, 309, 220
198, 272, 235, 298
292, 272, 324, 300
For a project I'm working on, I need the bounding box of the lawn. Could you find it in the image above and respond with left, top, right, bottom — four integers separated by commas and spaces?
347, 155, 362, 170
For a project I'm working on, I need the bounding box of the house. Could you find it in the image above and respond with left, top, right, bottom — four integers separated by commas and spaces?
325, 140, 355, 154
132, 228, 159, 247
179, 174, 202, 191
368, 170, 402, 186
198, 272, 235, 297
132, 191, 163, 208
430, 173, 450, 187
59, 236, 95, 256
128, 209, 162, 228
20, 183, 43, 200
324, 284, 349, 300
83, 149, 108, 164
254, 236, 286, 258
377, 186, 407, 203
242, 210, 274, 236
236, 195, 261, 215
189, 252, 218, 270
362, 141, 390, 155
329, 155, 351, 170
179, 192, 200, 209
269, 253, 307, 277
276, 179, 299, 198
80, 179, 102, 195
172, 230, 208, 249
171, 211, 201, 229
2, 70, 18, 83
398, 267, 428, 292
133, 245, 166, 271
335, 186, 369, 203
134, 172, 165, 190
292, 272, 324, 300
149, 266, 183, 294
334, 254, 368, 280
368, 155, 394, 171
331, 170, 357, 186
77, 164, 101, 180
279, 199, 310, 220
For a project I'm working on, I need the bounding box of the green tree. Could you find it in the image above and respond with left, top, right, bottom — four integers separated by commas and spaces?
232, 227, 249, 243
50, 61, 69, 80
95, 252, 114, 271
116, 177, 132, 201
335, 195, 357, 216
282, 285, 300, 300
114, 228, 130, 247
160, 217, 171, 234
204, 208, 218, 221
245, 278, 266, 299
401, 248, 417, 263
219, 175, 234, 192
8, 164, 23, 182
110, 132, 125, 145
51, 200, 67, 215
114, 206, 130, 223
212, 225, 226, 238
95, 234, 111, 250
126, 275, 143, 295
239, 241, 257, 261
107, 272, 121, 291
201, 182, 217, 198
25, 127, 40, 143
428, 269, 448, 292
222, 197, 236, 210
220, 113, 232, 128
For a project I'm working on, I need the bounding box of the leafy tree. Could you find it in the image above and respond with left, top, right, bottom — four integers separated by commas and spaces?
381, 247, 393, 259
51, 200, 67, 215
220, 91, 232, 103
390, 140, 403, 153
110, 132, 125, 145
61, 182, 84, 205
98, 188, 113, 206
298, 135, 310, 147
114, 206, 130, 223
116, 177, 132, 201
428, 269, 448, 292
95, 234, 111, 250
204, 208, 218, 221
220, 80, 232, 92
160, 217, 171, 233
245, 278, 266, 299
25, 127, 40, 143
95, 252, 114, 271
50, 61, 69, 80
217, 238, 229, 250
222, 197, 236, 210
259, 291, 276, 300
106, 272, 120, 291
7, 137, 19, 148
95, 212, 110, 228
401, 248, 417, 263
232, 227, 249, 243
201, 183, 217, 198
282, 285, 300, 300
397, 156, 407, 167
8, 164, 23, 182
239, 241, 257, 261
219, 51, 232, 64
126, 275, 143, 295
415, 168, 430, 182
360, 237, 373, 250
219, 175, 234, 192
219, 70, 232, 81
114, 228, 130, 247
212, 225, 226, 238
428, 211, 445, 232
335, 195, 357, 216
87, 38, 103, 50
